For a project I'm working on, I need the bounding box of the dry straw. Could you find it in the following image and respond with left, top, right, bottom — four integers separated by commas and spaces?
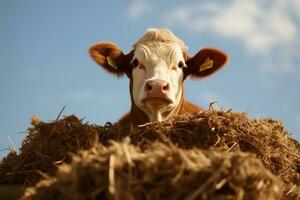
1, 110, 300, 199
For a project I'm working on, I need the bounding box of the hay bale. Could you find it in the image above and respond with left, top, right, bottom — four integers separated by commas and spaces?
0, 110, 300, 199
20, 139, 296, 200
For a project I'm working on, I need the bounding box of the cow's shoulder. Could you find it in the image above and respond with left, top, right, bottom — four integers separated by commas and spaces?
117, 107, 149, 126
181, 100, 202, 113
117, 112, 132, 126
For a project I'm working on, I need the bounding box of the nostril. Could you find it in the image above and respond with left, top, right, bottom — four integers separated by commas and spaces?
146, 82, 153, 91
145, 80, 169, 93
163, 83, 170, 91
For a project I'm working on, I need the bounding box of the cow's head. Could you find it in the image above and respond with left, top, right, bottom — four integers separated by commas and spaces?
89, 28, 228, 122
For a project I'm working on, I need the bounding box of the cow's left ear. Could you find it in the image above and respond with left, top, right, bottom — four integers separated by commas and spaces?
184, 48, 228, 78
89, 42, 133, 77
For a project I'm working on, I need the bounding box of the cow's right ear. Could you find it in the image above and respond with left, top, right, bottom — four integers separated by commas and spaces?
89, 42, 133, 76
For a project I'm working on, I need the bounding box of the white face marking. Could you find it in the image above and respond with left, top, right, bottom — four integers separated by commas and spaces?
132, 42, 185, 122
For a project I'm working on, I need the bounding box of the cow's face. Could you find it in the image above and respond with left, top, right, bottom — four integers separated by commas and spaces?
89, 28, 228, 122
131, 43, 185, 121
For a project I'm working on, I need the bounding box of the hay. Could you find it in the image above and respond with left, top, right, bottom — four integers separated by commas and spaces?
21, 139, 284, 200
0, 115, 99, 185
1, 110, 300, 199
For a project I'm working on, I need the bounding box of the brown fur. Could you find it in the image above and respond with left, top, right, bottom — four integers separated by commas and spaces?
89, 42, 133, 77
183, 48, 228, 78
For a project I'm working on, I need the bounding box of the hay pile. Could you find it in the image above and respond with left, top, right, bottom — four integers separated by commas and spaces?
0, 115, 99, 185
1, 110, 300, 199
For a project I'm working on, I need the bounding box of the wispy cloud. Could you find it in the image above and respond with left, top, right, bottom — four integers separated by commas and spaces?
165, 0, 300, 73
127, 0, 152, 20
165, 1, 298, 53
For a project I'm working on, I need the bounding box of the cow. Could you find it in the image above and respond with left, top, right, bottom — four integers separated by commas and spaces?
89, 28, 228, 126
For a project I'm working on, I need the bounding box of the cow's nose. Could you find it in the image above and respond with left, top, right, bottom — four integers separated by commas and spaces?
145, 79, 170, 95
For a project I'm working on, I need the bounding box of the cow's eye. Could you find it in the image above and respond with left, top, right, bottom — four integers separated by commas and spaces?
178, 61, 184, 68
132, 59, 139, 67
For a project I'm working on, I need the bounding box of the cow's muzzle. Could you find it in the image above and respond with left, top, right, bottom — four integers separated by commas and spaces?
141, 79, 172, 104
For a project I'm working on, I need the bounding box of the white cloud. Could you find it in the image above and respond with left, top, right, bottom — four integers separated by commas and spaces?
166, 0, 298, 52
127, 0, 152, 20
165, 0, 300, 73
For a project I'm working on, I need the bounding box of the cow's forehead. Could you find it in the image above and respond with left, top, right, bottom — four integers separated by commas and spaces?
134, 42, 185, 64
134, 28, 187, 48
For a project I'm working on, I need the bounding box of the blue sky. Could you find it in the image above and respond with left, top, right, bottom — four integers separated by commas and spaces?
0, 0, 299, 158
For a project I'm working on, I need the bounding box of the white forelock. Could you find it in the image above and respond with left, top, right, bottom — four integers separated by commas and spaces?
133, 28, 187, 51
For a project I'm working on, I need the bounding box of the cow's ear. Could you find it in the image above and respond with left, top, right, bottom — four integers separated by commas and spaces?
185, 48, 228, 78
89, 42, 133, 76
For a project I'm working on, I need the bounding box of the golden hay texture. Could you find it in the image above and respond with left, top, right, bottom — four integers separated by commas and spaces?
21, 140, 283, 200
1, 110, 300, 199
0, 115, 99, 185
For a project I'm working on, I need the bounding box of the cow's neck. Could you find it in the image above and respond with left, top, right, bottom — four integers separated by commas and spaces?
129, 102, 150, 125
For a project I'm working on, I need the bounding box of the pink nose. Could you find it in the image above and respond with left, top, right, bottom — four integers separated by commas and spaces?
145, 79, 170, 97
